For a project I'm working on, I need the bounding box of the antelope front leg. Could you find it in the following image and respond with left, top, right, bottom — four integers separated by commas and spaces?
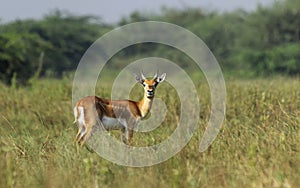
125, 128, 134, 145
120, 127, 127, 144
120, 127, 133, 145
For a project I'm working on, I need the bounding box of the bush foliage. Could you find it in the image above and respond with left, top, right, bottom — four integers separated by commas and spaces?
1, 0, 300, 85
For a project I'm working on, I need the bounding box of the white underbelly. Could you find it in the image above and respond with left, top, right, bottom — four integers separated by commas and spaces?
101, 116, 125, 130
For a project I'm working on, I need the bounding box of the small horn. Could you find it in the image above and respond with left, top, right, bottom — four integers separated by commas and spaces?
153, 70, 158, 80
141, 71, 146, 80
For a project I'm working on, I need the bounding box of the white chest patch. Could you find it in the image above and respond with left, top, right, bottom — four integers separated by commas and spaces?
101, 116, 126, 130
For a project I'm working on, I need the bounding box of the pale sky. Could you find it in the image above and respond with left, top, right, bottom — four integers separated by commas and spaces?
0, 0, 275, 23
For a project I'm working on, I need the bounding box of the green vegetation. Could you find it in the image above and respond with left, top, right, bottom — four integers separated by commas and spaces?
1, 0, 300, 85
0, 10, 111, 85
1, 0, 299, 187
0, 77, 299, 187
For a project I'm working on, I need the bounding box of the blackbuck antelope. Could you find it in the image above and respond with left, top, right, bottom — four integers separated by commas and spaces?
73, 72, 166, 146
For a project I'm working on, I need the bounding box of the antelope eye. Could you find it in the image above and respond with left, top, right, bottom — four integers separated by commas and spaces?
142, 83, 146, 87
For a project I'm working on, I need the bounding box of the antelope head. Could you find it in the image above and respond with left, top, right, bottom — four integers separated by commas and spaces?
135, 71, 166, 98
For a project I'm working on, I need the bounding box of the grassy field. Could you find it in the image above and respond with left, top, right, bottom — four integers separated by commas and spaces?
0, 76, 299, 187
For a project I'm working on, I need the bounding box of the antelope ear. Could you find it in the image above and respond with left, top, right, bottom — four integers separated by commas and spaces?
157, 73, 166, 83
135, 74, 144, 84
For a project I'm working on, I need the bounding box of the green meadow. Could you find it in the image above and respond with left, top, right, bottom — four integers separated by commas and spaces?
0, 76, 299, 187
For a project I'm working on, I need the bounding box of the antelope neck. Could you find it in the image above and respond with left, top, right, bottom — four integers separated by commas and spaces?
138, 92, 154, 118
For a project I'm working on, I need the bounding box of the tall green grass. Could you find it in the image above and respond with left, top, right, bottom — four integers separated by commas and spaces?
0, 77, 299, 187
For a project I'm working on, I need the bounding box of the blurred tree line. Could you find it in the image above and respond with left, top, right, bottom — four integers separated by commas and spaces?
0, 0, 299, 85
0, 10, 111, 85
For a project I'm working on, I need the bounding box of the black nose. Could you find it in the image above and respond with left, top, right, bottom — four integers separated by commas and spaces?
147, 90, 154, 96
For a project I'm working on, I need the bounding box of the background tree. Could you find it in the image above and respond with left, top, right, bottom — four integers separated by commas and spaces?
0, 10, 111, 85
0, 0, 299, 85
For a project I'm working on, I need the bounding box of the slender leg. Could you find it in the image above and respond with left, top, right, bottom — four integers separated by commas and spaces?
120, 127, 127, 143
125, 128, 134, 145
75, 124, 83, 143
125, 118, 136, 145
80, 124, 95, 147
79, 105, 98, 146
77, 126, 87, 145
